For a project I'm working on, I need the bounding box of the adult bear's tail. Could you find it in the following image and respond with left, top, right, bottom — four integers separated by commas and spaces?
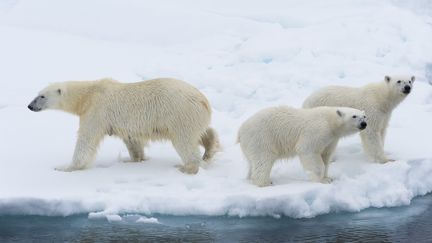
200, 127, 220, 161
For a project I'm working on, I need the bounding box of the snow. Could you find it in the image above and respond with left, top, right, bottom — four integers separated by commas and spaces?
1, 0, 432, 219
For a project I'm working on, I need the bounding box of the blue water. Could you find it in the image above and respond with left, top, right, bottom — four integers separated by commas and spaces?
1, 195, 432, 242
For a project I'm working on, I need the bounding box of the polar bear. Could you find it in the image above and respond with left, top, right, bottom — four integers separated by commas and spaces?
237, 106, 367, 186
303, 75, 414, 163
28, 78, 219, 174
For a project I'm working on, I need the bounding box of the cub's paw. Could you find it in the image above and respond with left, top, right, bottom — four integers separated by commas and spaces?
321, 177, 333, 184
251, 179, 273, 187
379, 158, 395, 164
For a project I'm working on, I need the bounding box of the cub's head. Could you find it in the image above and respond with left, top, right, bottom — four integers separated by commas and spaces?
28, 83, 65, 112
384, 75, 415, 96
335, 107, 367, 133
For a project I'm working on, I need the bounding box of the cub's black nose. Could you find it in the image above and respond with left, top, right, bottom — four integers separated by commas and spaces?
360, 121, 367, 129
403, 86, 411, 94
28, 105, 33, 111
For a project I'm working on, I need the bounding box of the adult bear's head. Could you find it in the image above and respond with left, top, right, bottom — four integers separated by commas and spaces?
28, 83, 65, 112
385, 75, 415, 96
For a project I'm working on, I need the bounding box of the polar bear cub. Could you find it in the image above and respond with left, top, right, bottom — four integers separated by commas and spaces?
28, 78, 219, 174
303, 75, 414, 163
238, 106, 367, 186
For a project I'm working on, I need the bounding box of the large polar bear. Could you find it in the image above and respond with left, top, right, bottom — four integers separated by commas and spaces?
237, 106, 367, 186
303, 75, 414, 163
28, 78, 219, 174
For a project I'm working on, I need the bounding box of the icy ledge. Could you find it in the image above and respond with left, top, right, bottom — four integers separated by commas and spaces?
1, 159, 431, 219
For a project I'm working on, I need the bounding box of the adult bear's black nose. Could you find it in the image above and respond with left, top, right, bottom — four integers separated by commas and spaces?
403, 86, 411, 94
360, 121, 367, 130
28, 104, 40, 112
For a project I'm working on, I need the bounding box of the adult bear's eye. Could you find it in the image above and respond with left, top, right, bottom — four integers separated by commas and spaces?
397, 80, 401, 84
352, 115, 357, 118
40, 95, 45, 99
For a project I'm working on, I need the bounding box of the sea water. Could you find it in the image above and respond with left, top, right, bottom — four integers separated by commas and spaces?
1, 194, 431, 242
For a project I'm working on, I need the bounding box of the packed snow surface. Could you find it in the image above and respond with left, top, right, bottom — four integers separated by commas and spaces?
1, 0, 432, 218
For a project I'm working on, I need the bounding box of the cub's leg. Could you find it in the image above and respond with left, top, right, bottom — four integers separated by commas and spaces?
247, 163, 254, 179
298, 153, 327, 183
321, 141, 338, 182
248, 157, 276, 187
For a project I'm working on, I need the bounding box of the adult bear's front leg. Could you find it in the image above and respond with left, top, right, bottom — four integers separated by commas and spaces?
55, 122, 105, 172
360, 129, 388, 163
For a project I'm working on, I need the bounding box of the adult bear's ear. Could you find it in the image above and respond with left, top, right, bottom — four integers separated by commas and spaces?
336, 110, 344, 117
57, 89, 62, 95
411, 76, 415, 82
385, 76, 391, 83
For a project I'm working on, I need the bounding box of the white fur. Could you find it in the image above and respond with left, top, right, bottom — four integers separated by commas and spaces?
29, 78, 219, 174
237, 106, 366, 186
303, 75, 414, 163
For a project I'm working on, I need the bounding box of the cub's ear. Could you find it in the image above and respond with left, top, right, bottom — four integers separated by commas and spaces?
411, 76, 415, 82
57, 89, 62, 95
336, 110, 344, 117
385, 75, 391, 83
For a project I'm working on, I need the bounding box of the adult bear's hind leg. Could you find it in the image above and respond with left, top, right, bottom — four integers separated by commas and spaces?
123, 137, 146, 162
172, 136, 202, 174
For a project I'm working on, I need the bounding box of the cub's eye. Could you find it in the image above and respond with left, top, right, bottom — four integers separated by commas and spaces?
397, 80, 401, 84
352, 115, 357, 118
409, 81, 412, 84
40, 95, 45, 99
